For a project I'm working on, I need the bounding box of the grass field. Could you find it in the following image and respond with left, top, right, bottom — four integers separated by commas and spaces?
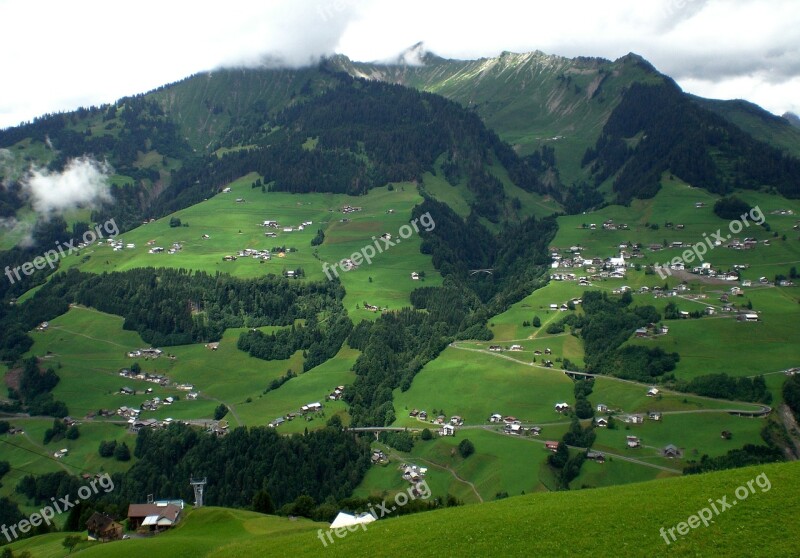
58, 177, 442, 315
8, 461, 799, 557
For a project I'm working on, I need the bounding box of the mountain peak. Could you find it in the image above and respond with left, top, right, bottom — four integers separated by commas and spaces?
394, 42, 443, 66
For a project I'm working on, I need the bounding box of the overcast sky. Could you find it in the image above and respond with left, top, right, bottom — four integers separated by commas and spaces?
1, 0, 798, 129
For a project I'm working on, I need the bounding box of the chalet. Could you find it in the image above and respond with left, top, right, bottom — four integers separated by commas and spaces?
648, 411, 662, 421
596, 403, 608, 413
509, 344, 523, 351
647, 387, 660, 397
450, 416, 464, 426
624, 414, 644, 424
127, 502, 182, 531
371, 450, 387, 463
86, 512, 123, 542
595, 417, 609, 428
488, 345, 503, 352
120, 386, 134, 395
222, 255, 237, 261
301, 402, 323, 413
740, 313, 760, 322
705, 307, 716, 316
502, 423, 519, 435
54, 448, 69, 458
205, 342, 219, 351
545, 441, 560, 452
418, 411, 428, 420
36, 321, 49, 331
440, 424, 456, 436
503, 416, 520, 424
401, 464, 427, 482
530, 426, 542, 436
554, 402, 570, 413
634, 327, 648, 338
489, 413, 503, 423
208, 419, 229, 436
409, 409, 419, 417
663, 444, 682, 458
269, 417, 285, 428
586, 451, 605, 463
626, 436, 641, 448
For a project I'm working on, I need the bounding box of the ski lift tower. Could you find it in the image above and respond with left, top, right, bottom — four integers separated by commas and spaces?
189, 476, 207, 508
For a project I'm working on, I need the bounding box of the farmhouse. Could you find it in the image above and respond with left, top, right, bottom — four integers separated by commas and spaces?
554, 402, 570, 413
509, 344, 523, 351
440, 424, 456, 436
739, 313, 760, 322
530, 426, 542, 436
586, 451, 605, 463
545, 441, 560, 452
626, 436, 641, 448
127, 502, 182, 532
595, 417, 609, 428
624, 414, 644, 424
86, 512, 123, 542
647, 387, 660, 397
596, 403, 608, 413
301, 402, 323, 413
489, 413, 503, 423
662, 444, 682, 458
648, 411, 663, 421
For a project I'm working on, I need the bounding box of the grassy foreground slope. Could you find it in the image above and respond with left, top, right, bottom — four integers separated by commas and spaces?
12, 461, 799, 557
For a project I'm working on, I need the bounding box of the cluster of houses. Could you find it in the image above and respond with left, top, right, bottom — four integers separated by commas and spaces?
328, 385, 345, 401
634, 323, 670, 338
230, 247, 272, 261
147, 242, 183, 255
119, 368, 169, 385
260, 219, 313, 233
341, 205, 362, 214
550, 251, 630, 279
488, 344, 525, 352
362, 302, 381, 312
105, 238, 135, 252
127, 347, 163, 359
488, 414, 543, 437
400, 463, 427, 485
269, 402, 324, 428
371, 449, 388, 464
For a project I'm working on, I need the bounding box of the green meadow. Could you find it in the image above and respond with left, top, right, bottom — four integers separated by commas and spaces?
10, 462, 799, 557
60, 176, 442, 315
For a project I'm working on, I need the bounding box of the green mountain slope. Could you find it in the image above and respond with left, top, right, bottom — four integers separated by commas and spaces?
9, 461, 798, 557
692, 96, 800, 159
334, 48, 666, 186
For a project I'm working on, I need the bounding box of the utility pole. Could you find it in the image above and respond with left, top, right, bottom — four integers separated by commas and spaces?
189, 476, 207, 508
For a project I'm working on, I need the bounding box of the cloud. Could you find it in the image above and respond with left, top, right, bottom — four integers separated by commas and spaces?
22, 157, 113, 216
0, 0, 799, 126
